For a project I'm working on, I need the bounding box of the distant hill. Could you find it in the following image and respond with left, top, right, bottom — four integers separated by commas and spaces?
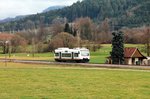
0, 18, 13, 23
0, 15, 27, 23
0, 0, 150, 31
43, 5, 65, 13
0, 5, 65, 23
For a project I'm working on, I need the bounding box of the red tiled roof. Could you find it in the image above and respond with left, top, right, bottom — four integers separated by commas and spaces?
124, 47, 137, 58
107, 47, 146, 59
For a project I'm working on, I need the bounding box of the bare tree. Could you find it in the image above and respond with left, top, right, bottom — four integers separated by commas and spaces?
0, 33, 14, 54
51, 17, 66, 37
142, 26, 150, 56
10, 34, 27, 53
49, 32, 77, 51
37, 16, 47, 42
122, 26, 150, 56
74, 17, 93, 40
99, 18, 111, 43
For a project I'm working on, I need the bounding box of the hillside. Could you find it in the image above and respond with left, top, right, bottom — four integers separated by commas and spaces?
43, 5, 65, 13
0, 15, 27, 24
0, 6, 65, 24
0, 0, 149, 31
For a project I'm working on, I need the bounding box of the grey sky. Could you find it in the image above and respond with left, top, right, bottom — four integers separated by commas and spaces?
0, 0, 80, 20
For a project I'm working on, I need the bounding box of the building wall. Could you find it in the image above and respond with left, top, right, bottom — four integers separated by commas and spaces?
108, 57, 146, 65
125, 58, 132, 65
125, 58, 140, 65
135, 58, 139, 65
128, 58, 132, 65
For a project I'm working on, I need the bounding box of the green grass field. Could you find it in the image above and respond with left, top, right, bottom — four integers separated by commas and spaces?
0, 62, 150, 99
0, 44, 146, 64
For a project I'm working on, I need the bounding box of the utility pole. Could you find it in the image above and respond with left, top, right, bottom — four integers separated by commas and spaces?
146, 27, 150, 56
32, 28, 37, 57
77, 30, 81, 48
145, 10, 150, 56
5, 41, 9, 67
8, 41, 11, 58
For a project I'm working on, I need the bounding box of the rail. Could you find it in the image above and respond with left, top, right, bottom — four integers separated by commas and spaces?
0, 58, 150, 70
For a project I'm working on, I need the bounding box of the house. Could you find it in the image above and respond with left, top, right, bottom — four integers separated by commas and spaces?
124, 47, 147, 65
107, 47, 147, 65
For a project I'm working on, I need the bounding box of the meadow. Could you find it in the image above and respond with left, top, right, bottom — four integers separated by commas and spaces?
0, 44, 146, 64
0, 62, 150, 99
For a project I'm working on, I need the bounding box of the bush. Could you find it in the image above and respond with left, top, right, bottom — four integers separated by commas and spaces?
11, 35, 27, 53
49, 32, 77, 51
37, 43, 49, 53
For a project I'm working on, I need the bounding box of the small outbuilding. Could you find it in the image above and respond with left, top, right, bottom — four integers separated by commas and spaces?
124, 47, 147, 65
107, 47, 147, 65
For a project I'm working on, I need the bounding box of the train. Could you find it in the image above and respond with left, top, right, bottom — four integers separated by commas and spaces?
54, 48, 90, 63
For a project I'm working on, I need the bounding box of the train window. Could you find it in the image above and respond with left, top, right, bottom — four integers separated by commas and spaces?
74, 53, 79, 57
55, 53, 59, 57
62, 53, 71, 57
81, 50, 89, 56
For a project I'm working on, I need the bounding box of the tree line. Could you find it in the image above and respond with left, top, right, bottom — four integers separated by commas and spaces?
0, 0, 149, 32
0, 17, 149, 57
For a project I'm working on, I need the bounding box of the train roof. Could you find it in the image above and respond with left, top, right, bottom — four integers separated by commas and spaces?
54, 48, 89, 53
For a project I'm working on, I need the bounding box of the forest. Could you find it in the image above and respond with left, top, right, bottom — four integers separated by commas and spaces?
0, 0, 149, 56
0, 0, 149, 31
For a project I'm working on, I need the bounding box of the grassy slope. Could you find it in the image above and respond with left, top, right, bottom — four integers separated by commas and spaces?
0, 62, 150, 99
0, 44, 145, 64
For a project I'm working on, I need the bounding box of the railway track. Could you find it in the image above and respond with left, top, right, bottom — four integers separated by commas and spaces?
0, 58, 150, 70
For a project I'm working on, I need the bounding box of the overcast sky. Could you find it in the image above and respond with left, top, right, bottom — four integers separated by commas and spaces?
0, 0, 80, 20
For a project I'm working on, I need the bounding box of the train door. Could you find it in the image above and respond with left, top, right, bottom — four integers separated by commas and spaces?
59, 52, 61, 59
72, 52, 74, 59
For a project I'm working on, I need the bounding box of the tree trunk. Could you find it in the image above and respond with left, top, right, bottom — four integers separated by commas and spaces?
147, 43, 150, 56
2, 45, 6, 54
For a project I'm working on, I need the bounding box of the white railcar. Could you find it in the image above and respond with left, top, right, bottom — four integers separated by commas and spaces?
54, 48, 90, 62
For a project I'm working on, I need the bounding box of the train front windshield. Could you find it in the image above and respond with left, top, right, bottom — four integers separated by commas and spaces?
81, 50, 89, 56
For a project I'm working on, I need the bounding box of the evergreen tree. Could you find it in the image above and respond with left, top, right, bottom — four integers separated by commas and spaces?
64, 23, 76, 36
64, 23, 70, 33
73, 29, 77, 36
0, 0, 149, 31
111, 31, 124, 64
